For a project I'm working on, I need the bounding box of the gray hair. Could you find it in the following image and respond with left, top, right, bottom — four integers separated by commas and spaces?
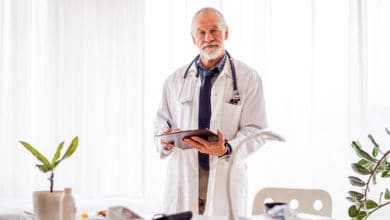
191, 7, 227, 35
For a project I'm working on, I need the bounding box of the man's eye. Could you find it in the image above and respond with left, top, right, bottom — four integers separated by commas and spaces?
198, 31, 206, 35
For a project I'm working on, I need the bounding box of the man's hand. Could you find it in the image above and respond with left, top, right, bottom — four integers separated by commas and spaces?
183, 129, 227, 156
160, 127, 180, 150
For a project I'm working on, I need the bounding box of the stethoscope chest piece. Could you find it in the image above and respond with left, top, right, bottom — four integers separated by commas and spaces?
229, 90, 241, 105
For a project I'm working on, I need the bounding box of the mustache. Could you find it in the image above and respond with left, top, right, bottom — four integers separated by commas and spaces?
201, 42, 220, 49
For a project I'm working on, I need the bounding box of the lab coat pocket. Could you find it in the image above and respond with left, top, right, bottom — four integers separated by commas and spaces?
221, 102, 241, 139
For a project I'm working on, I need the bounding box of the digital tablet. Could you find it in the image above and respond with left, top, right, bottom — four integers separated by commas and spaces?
156, 129, 219, 150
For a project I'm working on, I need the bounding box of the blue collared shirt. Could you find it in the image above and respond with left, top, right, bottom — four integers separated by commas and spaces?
196, 54, 227, 86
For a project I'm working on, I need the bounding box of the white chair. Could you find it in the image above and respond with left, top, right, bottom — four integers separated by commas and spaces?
252, 187, 332, 217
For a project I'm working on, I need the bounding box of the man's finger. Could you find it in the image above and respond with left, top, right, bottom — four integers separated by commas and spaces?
216, 129, 225, 144
183, 138, 202, 148
161, 139, 174, 149
184, 138, 208, 153
190, 136, 209, 146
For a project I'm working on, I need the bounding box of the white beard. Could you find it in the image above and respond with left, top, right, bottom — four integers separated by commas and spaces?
200, 45, 224, 61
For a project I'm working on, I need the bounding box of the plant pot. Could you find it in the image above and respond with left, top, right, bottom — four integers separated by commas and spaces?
33, 190, 63, 220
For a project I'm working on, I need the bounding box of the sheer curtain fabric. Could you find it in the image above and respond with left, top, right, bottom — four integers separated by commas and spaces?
0, 0, 145, 196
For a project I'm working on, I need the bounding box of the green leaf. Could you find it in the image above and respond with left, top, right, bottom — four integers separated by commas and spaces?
368, 134, 379, 148
348, 176, 366, 187
365, 200, 378, 209
352, 141, 362, 154
376, 164, 385, 173
36, 164, 51, 173
352, 163, 371, 175
385, 188, 390, 200
357, 159, 373, 169
20, 141, 51, 167
352, 141, 376, 162
382, 171, 390, 178
368, 134, 379, 158
352, 140, 362, 149
348, 191, 365, 201
372, 146, 379, 158
60, 136, 78, 161
348, 205, 359, 217
355, 211, 367, 220
373, 174, 377, 185
51, 141, 64, 166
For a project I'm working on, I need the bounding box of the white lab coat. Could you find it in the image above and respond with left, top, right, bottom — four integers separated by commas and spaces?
153, 56, 268, 217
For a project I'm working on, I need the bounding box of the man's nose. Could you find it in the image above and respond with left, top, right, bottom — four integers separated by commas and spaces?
204, 32, 214, 42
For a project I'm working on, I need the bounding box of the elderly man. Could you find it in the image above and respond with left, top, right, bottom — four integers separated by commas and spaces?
154, 7, 267, 216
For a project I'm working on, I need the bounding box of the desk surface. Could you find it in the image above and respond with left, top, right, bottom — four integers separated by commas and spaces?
0, 214, 333, 220
0, 196, 333, 220
194, 213, 333, 220
0, 195, 159, 220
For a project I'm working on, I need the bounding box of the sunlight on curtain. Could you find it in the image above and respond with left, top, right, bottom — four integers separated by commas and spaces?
0, 0, 145, 196
356, 0, 390, 216
366, 0, 390, 139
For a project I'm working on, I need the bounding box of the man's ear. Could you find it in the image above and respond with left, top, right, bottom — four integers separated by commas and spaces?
224, 26, 229, 40
192, 35, 197, 45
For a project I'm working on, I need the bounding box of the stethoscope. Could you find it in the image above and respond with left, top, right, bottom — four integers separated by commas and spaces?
183, 50, 241, 105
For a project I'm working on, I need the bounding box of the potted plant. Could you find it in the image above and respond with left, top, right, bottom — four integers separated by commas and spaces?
347, 129, 390, 220
20, 136, 78, 220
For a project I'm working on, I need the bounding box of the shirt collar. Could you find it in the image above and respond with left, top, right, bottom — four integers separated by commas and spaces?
196, 53, 227, 74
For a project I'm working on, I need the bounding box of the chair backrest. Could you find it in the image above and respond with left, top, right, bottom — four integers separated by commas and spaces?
252, 187, 332, 217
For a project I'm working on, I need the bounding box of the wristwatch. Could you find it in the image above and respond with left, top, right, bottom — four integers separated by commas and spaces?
223, 139, 232, 156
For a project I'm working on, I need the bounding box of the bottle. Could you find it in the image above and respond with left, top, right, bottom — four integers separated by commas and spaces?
61, 187, 76, 220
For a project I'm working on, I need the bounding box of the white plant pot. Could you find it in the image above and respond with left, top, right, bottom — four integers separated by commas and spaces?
33, 190, 64, 220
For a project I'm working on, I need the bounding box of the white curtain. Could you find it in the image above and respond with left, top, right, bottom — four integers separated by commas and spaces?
0, 0, 145, 197
364, 0, 390, 138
